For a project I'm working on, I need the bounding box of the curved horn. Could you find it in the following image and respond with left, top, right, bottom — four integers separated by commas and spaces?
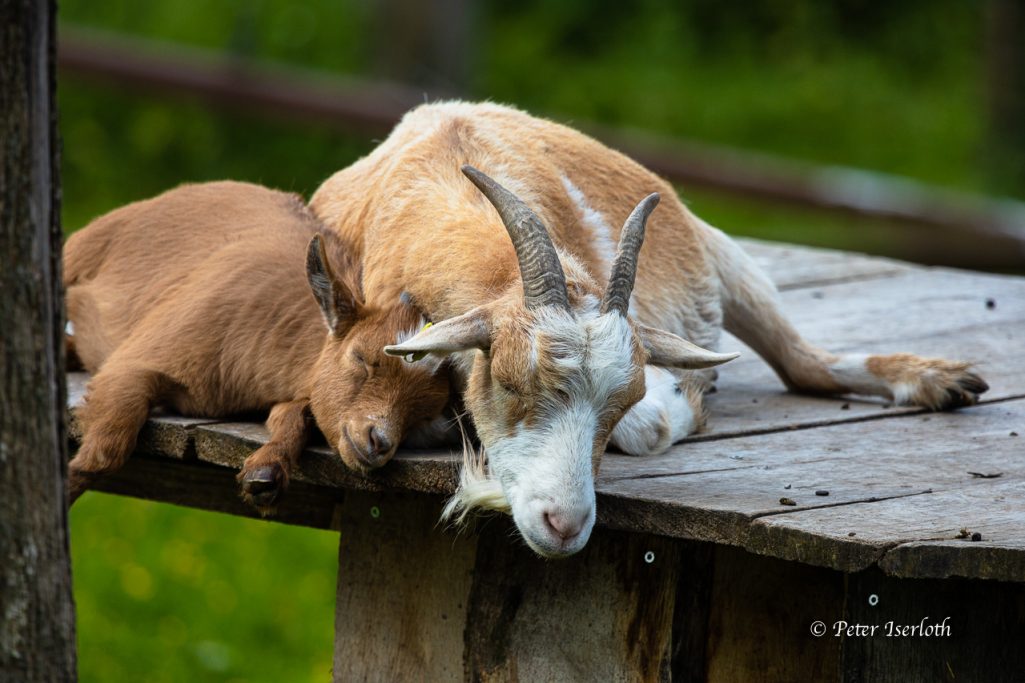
601, 193, 660, 316
461, 165, 570, 311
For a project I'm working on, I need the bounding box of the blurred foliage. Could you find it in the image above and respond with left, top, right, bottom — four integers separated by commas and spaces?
58, 1, 995, 681
71, 493, 337, 683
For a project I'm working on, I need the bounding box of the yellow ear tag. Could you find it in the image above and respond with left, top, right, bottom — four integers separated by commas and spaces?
404, 321, 433, 363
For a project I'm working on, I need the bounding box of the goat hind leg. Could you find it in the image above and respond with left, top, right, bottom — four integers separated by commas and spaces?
705, 222, 988, 409
69, 366, 173, 504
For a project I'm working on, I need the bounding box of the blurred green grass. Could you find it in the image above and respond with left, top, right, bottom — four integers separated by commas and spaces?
59, 2, 998, 680
71, 493, 337, 683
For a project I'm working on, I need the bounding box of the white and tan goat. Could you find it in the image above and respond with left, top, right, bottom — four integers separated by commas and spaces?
311, 101, 987, 557
66, 181, 451, 508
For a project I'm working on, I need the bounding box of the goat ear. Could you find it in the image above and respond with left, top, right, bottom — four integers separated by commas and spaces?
384, 306, 493, 358
306, 235, 359, 336
635, 323, 739, 369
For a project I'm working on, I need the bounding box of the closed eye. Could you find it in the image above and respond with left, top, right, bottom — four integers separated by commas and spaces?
498, 381, 520, 397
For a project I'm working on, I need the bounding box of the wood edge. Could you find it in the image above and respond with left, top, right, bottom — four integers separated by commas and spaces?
879, 541, 1025, 582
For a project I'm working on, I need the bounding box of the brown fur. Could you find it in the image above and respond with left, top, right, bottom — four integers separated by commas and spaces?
66, 181, 451, 509
305, 103, 985, 555
312, 102, 985, 417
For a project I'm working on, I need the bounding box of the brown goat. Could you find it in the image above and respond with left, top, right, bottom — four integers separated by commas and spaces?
65, 181, 451, 509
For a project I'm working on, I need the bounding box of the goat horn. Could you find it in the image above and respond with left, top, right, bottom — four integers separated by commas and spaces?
461, 165, 570, 311
601, 193, 660, 316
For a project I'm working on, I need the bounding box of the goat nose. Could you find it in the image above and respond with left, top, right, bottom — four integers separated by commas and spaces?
365, 424, 392, 457
542, 507, 587, 542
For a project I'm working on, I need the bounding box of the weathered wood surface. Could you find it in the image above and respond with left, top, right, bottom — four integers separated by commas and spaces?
464, 521, 682, 682
694, 547, 1025, 683
68, 239, 1025, 581
735, 237, 912, 290
91, 456, 342, 530
333, 492, 476, 682
838, 567, 1025, 682
1, 1, 77, 679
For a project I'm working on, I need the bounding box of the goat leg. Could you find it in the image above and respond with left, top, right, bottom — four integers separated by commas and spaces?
69, 365, 172, 505
237, 399, 312, 515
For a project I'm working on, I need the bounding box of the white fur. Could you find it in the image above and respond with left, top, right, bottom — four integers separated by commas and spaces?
488, 402, 598, 557
611, 366, 696, 455
828, 354, 891, 397
447, 308, 636, 556
441, 441, 509, 525
561, 174, 639, 318
561, 175, 616, 277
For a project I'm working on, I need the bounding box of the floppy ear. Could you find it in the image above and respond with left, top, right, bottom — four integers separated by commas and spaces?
306, 235, 359, 336
384, 306, 493, 359
635, 323, 739, 369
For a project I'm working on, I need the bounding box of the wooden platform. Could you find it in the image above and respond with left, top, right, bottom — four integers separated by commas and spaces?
70, 238, 1025, 681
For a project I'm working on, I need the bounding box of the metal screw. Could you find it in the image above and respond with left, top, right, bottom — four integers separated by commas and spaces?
370, 506, 380, 519
644, 551, 655, 564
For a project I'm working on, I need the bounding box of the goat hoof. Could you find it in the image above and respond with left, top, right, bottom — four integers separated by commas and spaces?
240, 465, 283, 510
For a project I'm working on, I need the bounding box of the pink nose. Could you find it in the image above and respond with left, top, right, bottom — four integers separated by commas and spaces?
542, 507, 588, 542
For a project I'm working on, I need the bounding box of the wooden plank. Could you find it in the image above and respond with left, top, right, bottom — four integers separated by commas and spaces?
464, 519, 681, 681
839, 568, 1025, 681
880, 537, 1025, 582
598, 400, 1025, 574
700, 268, 1025, 439
668, 541, 716, 683
68, 372, 220, 459
333, 492, 476, 682
602, 398, 1023, 489
193, 422, 459, 494
751, 478, 1025, 581
736, 237, 913, 290
88, 455, 341, 530
704, 546, 843, 683
734, 268, 1023, 348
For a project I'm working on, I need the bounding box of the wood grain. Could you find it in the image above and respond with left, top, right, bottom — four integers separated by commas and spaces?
464, 520, 680, 682
333, 492, 476, 682
87, 455, 342, 529
193, 422, 460, 494
840, 568, 1025, 681
736, 237, 913, 290
752, 478, 1025, 580
0, 1, 77, 678
704, 546, 843, 683
600, 400, 1025, 573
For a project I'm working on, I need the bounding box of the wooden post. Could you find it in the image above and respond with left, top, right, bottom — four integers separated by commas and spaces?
464, 524, 682, 682
332, 492, 477, 681
0, 0, 77, 681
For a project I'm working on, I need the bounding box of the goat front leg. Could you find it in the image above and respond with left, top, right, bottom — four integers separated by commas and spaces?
69, 365, 172, 504
610, 366, 710, 456
237, 399, 312, 514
